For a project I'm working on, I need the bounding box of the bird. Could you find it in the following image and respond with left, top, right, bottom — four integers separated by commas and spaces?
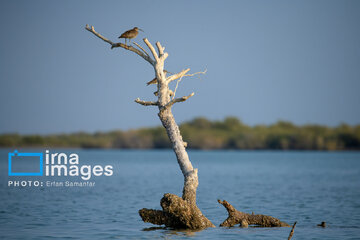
317, 222, 326, 227
118, 27, 143, 45
146, 70, 170, 85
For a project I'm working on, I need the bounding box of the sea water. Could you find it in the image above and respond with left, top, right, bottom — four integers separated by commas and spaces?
1, 149, 359, 239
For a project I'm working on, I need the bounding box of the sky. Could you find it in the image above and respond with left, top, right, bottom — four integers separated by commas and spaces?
0, 0, 359, 134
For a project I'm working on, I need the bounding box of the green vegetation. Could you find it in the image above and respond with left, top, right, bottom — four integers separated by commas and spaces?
1, 117, 359, 150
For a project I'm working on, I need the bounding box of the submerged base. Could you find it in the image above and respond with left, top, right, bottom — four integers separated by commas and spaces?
139, 193, 215, 230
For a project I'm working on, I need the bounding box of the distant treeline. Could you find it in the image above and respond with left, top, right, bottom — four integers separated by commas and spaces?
1, 117, 360, 150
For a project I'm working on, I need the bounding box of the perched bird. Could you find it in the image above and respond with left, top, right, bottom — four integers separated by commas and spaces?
146, 70, 170, 85
118, 27, 143, 44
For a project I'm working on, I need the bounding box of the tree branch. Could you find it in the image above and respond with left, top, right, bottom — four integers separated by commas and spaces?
163, 93, 194, 109
85, 24, 113, 45
183, 69, 207, 78
156, 42, 164, 56
143, 38, 159, 62
135, 98, 158, 106
288, 222, 297, 240
166, 69, 190, 83
85, 25, 155, 65
218, 199, 236, 214
171, 69, 206, 99
156, 42, 168, 61
133, 41, 150, 58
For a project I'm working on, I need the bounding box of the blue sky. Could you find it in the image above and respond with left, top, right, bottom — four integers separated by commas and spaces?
0, 0, 359, 134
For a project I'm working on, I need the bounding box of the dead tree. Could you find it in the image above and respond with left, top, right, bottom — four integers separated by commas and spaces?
85, 25, 214, 229
218, 200, 289, 227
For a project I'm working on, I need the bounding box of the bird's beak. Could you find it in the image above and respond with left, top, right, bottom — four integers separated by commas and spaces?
139, 28, 144, 32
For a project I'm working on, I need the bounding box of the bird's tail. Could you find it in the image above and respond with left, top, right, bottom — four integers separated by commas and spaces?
146, 78, 157, 85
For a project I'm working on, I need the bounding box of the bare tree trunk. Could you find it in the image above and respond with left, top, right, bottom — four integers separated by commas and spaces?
85, 25, 214, 229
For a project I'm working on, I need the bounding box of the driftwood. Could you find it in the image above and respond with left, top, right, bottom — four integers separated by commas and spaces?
85, 25, 213, 229
218, 200, 289, 227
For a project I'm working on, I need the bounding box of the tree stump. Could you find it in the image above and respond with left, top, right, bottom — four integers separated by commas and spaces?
139, 193, 214, 229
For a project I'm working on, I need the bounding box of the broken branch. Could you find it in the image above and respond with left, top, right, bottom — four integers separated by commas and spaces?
156, 42, 164, 56
164, 93, 194, 109
143, 38, 159, 62
288, 222, 297, 240
156, 42, 168, 61
85, 25, 113, 45
135, 98, 158, 106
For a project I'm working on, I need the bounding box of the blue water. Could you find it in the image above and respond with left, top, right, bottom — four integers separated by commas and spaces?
1, 149, 360, 239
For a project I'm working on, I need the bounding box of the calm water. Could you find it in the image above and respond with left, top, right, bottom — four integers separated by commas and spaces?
1, 149, 360, 239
